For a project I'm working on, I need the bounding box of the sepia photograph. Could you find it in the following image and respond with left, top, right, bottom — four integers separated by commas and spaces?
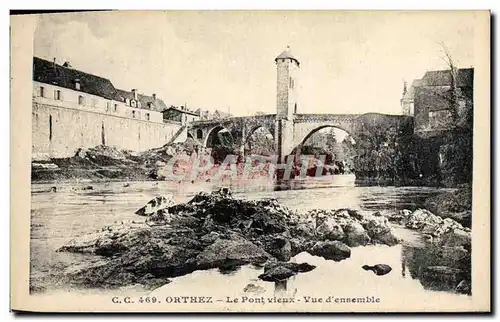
10, 10, 490, 313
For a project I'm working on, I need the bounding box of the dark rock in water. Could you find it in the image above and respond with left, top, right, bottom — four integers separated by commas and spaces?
343, 222, 371, 247
195, 238, 271, 269
57, 191, 402, 289
373, 232, 400, 246
316, 217, 345, 241
295, 262, 316, 273
290, 218, 316, 238
335, 208, 364, 221
455, 279, 471, 295
83, 185, 94, 190
262, 261, 316, 274
309, 241, 351, 261
259, 260, 316, 282
363, 216, 399, 245
258, 265, 296, 282
258, 235, 292, 262
243, 283, 265, 293
135, 195, 174, 217
289, 237, 316, 255
362, 264, 392, 276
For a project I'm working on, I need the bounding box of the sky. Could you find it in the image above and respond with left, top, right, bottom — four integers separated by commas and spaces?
33, 11, 479, 117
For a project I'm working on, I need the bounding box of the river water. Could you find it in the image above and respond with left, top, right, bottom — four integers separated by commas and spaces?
30, 177, 473, 310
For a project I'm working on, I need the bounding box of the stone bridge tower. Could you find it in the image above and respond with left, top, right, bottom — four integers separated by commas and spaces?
275, 46, 300, 161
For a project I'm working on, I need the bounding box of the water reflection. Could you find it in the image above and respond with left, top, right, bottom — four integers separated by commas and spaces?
401, 243, 471, 295
30, 180, 471, 303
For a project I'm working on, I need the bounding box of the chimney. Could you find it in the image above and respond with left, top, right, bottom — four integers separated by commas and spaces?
53, 57, 56, 68
63, 61, 72, 68
152, 93, 157, 101
131, 89, 138, 100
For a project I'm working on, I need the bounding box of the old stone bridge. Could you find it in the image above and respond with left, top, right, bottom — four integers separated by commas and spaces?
186, 47, 413, 160
187, 112, 413, 160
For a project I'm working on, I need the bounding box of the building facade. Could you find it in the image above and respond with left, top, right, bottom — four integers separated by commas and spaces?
32, 57, 188, 159
401, 68, 473, 134
162, 106, 200, 125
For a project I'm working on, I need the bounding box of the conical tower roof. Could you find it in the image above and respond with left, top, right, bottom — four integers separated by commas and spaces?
275, 46, 300, 66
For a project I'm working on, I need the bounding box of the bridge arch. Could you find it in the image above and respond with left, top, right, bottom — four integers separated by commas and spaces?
245, 124, 274, 143
204, 125, 235, 148
244, 125, 275, 156
288, 124, 358, 156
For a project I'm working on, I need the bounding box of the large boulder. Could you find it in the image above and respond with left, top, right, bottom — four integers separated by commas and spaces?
258, 261, 316, 282
57, 224, 149, 257
258, 235, 292, 262
438, 229, 471, 248
316, 217, 345, 241
363, 216, 399, 246
195, 238, 272, 269
135, 195, 175, 217
66, 239, 199, 288
405, 209, 443, 230
308, 241, 351, 261
343, 222, 371, 247
258, 265, 296, 282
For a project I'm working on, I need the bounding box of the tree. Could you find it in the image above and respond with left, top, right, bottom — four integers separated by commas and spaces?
438, 41, 460, 125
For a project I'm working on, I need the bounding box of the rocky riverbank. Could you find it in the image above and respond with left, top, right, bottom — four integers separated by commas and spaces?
55, 189, 402, 290
388, 208, 472, 294
423, 185, 472, 227
31, 140, 200, 183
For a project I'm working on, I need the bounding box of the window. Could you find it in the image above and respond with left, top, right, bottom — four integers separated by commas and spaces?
196, 129, 203, 139
53, 89, 62, 100
132, 110, 136, 118
114, 104, 118, 112
145, 113, 150, 121
78, 95, 85, 106
106, 102, 111, 112
91, 97, 98, 107
39, 86, 45, 97
290, 77, 294, 89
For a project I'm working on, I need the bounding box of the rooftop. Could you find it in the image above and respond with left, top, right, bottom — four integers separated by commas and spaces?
275, 46, 300, 66
164, 106, 200, 116
33, 56, 170, 112
421, 68, 474, 87
33, 57, 118, 100
115, 89, 167, 112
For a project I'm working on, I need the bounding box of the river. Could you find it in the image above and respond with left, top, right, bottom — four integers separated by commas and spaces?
29, 177, 473, 310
